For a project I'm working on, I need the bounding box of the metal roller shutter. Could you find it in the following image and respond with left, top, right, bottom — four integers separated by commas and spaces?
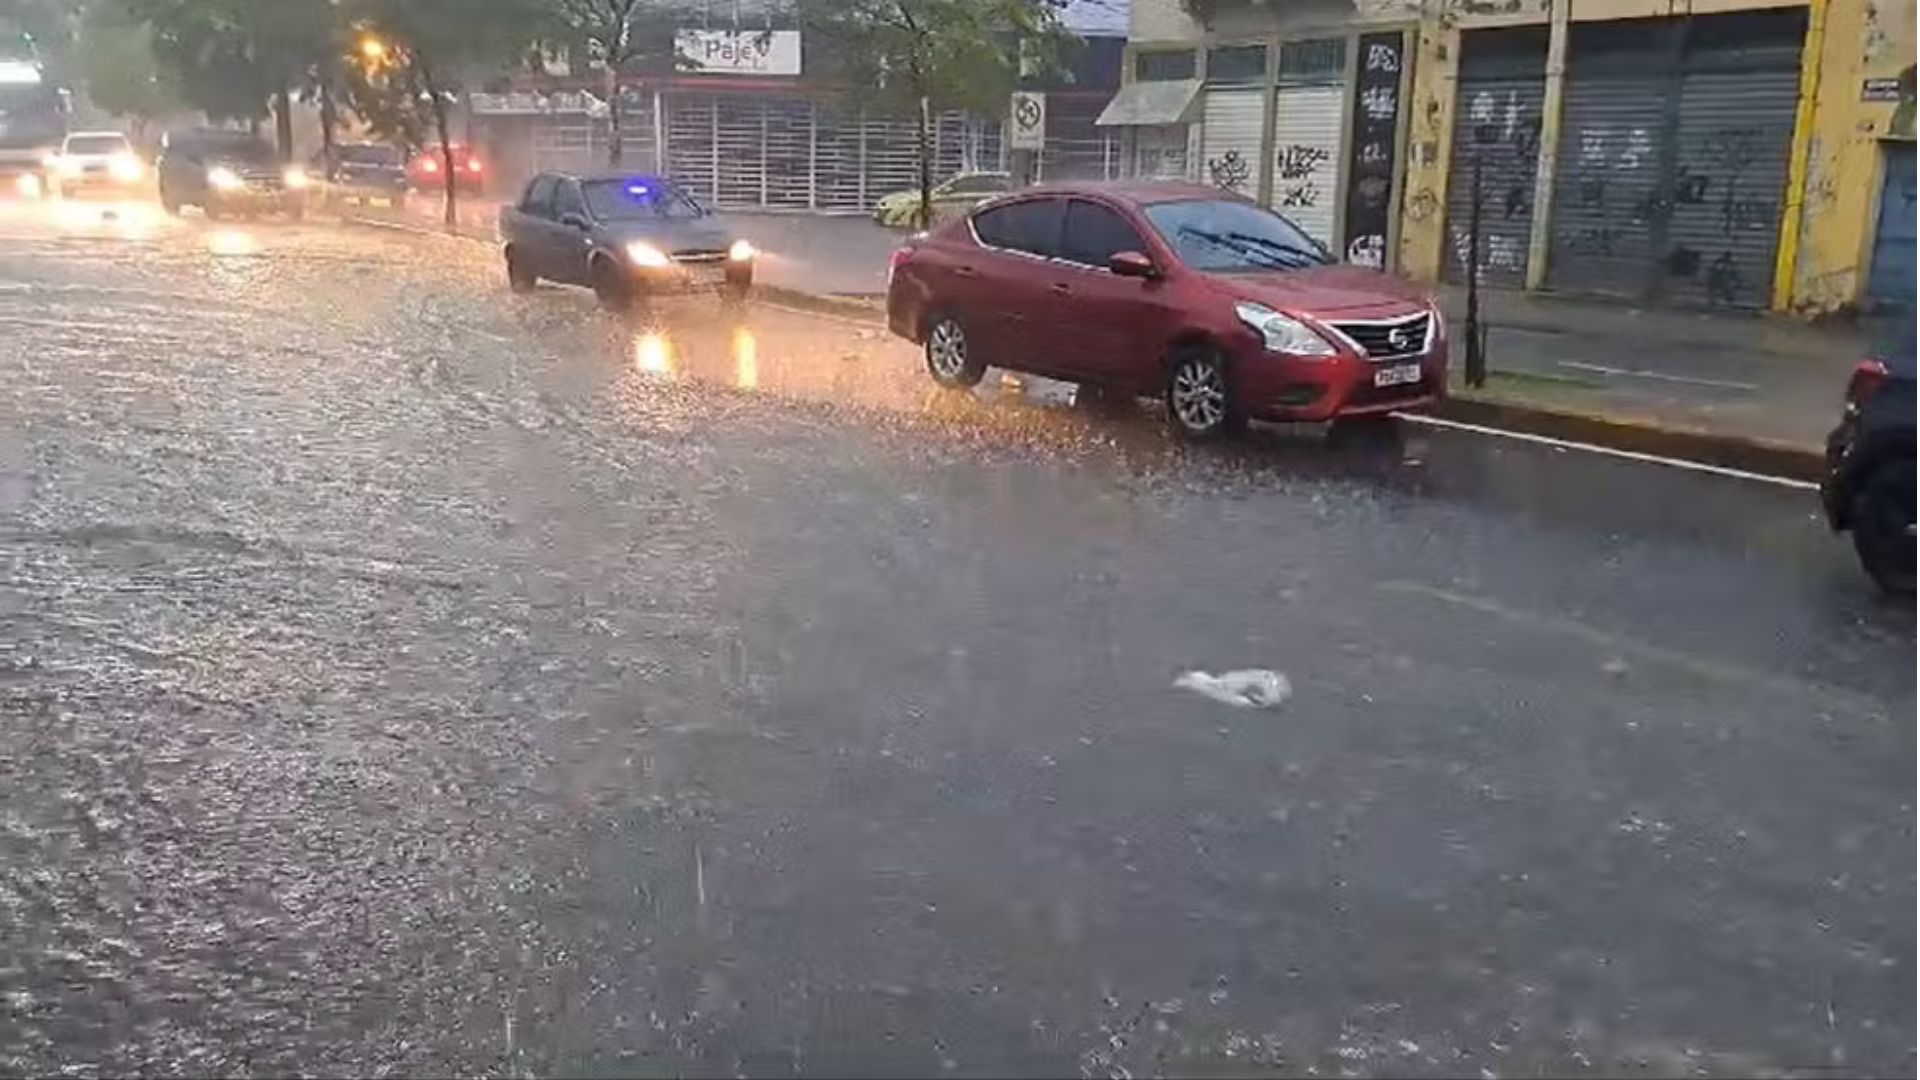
1661, 68, 1799, 308
862, 113, 921, 210
1546, 71, 1663, 299
666, 92, 718, 203
715, 95, 765, 208
1270, 85, 1345, 247
1446, 75, 1546, 287
763, 99, 811, 209
1200, 88, 1266, 198
812, 105, 865, 212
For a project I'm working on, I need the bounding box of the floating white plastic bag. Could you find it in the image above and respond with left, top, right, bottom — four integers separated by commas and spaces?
1173, 669, 1292, 709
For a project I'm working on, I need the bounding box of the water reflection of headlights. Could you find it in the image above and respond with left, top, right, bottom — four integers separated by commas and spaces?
633, 332, 674, 375
206, 166, 243, 191
282, 166, 309, 190
732, 326, 758, 389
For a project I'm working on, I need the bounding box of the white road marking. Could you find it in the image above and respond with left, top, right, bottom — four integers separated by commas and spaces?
1394, 412, 1820, 491
1558, 360, 1759, 391
1378, 579, 1869, 703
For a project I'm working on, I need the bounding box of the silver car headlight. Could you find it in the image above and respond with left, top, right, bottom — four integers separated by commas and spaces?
625, 241, 671, 268
206, 166, 243, 191
1234, 301, 1337, 358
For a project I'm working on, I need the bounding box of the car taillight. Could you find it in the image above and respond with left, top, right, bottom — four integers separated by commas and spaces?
1846, 358, 1889, 408
420, 158, 439, 173
465, 158, 482, 173
886, 244, 914, 285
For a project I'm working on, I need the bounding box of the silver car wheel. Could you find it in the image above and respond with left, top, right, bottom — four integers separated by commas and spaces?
928, 319, 967, 380
1170, 357, 1227, 432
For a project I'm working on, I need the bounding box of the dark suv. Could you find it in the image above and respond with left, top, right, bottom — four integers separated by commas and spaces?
1821, 317, 1915, 594
156, 130, 309, 219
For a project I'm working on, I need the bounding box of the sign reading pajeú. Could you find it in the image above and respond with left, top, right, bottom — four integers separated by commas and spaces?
675, 30, 802, 76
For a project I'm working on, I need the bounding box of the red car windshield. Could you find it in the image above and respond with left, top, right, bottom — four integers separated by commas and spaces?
1142, 199, 1331, 273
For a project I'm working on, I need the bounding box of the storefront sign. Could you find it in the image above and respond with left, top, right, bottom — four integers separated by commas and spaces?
1009, 91, 1046, 151
1341, 32, 1405, 269
675, 30, 802, 76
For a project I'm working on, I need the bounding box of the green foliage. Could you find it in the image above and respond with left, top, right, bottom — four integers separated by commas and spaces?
78, 0, 181, 124
112, 0, 332, 125
800, 0, 1073, 117
336, 0, 544, 223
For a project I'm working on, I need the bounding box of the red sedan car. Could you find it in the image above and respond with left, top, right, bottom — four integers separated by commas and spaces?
886, 181, 1447, 439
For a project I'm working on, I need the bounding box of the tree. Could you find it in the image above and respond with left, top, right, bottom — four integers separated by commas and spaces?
77, 0, 182, 139
548, 0, 679, 167
339, 0, 541, 227
115, 0, 333, 159
802, 0, 1071, 228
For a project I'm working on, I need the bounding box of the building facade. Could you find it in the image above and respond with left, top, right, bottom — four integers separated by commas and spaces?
1108, 0, 1916, 316
471, 2, 1126, 214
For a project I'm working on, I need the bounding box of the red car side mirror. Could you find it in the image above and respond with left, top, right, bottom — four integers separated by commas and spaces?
1109, 250, 1158, 279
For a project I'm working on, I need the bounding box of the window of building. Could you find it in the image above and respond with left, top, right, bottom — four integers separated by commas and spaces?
1205, 44, 1267, 85
1278, 38, 1346, 85
1134, 50, 1197, 82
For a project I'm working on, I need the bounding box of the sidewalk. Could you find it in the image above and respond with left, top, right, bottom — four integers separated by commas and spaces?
1436, 285, 1874, 461
349, 198, 1867, 469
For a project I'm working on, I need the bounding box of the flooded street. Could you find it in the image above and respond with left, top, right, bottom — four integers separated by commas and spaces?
0, 203, 1911, 1077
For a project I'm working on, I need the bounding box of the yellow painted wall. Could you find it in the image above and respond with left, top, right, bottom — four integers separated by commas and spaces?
1790, 0, 1916, 313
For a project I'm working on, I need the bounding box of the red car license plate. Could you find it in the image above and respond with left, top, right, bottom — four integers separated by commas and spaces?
1374, 363, 1422, 388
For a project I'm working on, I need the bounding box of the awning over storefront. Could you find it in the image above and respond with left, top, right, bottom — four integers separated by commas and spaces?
1094, 79, 1202, 127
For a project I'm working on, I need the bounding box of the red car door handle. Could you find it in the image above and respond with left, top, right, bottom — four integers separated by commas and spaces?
955, 265, 977, 277
1049, 282, 1070, 294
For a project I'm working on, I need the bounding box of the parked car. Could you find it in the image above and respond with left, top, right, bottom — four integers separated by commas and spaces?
886, 181, 1446, 440
498, 172, 755, 309
872, 171, 1011, 228
1821, 316, 1915, 594
156, 129, 308, 219
316, 142, 408, 208
49, 130, 143, 197
408, 142, 486, 195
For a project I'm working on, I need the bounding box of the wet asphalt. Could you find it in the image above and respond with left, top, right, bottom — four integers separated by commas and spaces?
0, 200, 1912, 1078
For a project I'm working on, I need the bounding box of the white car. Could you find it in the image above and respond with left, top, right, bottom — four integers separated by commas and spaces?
50, 131, 144, 197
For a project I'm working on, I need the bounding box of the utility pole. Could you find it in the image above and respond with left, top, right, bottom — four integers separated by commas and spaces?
1465, 153, 1487, 390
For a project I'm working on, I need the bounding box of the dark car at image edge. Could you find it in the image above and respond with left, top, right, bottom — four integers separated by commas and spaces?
885, 180, 1447, 440
1820, 318, 1916, 594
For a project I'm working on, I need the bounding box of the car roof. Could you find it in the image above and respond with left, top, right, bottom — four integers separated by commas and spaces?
66, 130, 128, 140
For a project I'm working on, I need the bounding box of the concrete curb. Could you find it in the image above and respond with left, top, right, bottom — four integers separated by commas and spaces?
1434, 393, 1826, 481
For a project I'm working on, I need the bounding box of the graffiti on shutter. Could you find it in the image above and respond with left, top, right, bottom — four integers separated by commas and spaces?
1659, 69, 1798, 308
1271, 85, 1344, 247
1445, 78, 1545, 286
1546, 72, 1663, 299
1201, 89, 1266, 196
1340, 32, 1406, 267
